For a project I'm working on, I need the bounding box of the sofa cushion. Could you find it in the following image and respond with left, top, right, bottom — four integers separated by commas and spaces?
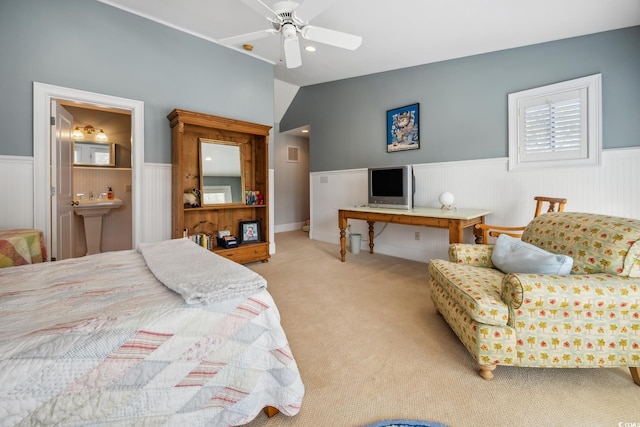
428, 259, 509, 327
491, 234, 573, 275
522, 212, 640, 276
623, 240, 640, 278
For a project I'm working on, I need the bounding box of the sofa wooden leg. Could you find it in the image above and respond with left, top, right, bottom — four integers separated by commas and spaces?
630, 367, 640, 386
478, 364, 496, 380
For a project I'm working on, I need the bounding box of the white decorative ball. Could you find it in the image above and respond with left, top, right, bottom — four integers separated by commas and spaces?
439, 192, 455, 209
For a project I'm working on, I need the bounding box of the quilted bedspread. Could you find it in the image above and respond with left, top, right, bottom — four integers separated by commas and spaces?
0, 229, 47, 268
0, 248, 304, 426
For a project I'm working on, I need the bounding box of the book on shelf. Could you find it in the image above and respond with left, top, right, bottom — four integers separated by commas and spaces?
188, 232, 215, 251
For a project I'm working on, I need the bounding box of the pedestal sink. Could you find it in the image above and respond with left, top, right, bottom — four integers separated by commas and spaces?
74, 198, 123, 255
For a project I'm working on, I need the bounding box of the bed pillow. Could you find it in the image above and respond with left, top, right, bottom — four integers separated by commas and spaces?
491, 234, 573, 275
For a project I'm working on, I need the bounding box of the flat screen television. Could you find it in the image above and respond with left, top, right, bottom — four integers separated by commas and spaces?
367, 165, 414, 209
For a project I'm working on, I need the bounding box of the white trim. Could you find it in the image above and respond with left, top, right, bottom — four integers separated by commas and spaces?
33, 82, 144, 257
269, 168, 276, 254
508, 74, 602, 171
275, 222, 305, 233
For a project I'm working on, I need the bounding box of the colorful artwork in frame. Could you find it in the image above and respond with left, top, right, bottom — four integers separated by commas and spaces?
386, 103, 420, 153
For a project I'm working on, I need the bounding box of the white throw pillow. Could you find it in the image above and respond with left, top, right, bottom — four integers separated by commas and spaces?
491, 234, 573, 275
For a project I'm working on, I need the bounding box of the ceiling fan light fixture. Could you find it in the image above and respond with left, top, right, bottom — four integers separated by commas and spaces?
227, 0, 362, 68
281, 23, 297, 39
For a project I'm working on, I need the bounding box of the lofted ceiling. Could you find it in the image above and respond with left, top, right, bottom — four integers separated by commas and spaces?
99, 0, 640, 88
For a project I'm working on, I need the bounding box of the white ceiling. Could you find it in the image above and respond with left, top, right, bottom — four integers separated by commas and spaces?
99, 0, 640, 88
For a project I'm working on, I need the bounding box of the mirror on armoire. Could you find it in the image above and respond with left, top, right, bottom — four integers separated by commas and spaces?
199, 139, 244, 205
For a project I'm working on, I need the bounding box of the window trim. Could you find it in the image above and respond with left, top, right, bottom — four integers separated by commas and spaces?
508, 74, 602, 171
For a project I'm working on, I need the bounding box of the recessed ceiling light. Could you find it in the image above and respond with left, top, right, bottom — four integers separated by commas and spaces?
243, 44, 253, 51
304, 46, 316, 52
301, 129, 309, 133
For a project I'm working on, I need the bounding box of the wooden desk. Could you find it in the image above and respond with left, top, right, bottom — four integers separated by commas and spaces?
338, 206, 491, 262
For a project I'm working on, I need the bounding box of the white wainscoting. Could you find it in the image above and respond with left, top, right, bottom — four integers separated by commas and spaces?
0, 157, 173, 245
141, 163, 172, 243
1, 158, 276, 254
310, 148, 640, 263
0, 155, 34, 229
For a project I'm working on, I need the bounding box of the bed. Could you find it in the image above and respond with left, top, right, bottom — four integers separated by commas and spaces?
0, 238, 304, 426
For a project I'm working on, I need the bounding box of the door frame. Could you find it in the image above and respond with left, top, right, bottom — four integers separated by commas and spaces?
33, 82, 144, 257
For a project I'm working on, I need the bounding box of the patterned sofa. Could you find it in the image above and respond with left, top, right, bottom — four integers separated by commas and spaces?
428, 212, 640, 384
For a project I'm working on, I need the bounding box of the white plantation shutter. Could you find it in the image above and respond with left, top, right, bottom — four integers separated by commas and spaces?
508, 74, 601, 171
521, 89, 587, 162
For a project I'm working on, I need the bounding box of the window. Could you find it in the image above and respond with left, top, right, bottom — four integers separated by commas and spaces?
202, 185, 232, 204
508, 74, 601, 171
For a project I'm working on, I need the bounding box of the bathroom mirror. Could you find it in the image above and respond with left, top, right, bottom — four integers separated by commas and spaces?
73, 141, 115, 167
199, 139, 244, 205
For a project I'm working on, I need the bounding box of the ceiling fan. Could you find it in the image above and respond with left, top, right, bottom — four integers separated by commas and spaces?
219, 0, 362, 69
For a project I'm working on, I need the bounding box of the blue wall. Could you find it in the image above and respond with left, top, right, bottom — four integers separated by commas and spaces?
281, 26, 640, 172
0, 0, 274, 163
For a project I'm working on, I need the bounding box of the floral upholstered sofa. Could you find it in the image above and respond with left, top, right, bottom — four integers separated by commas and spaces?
428, 212, 640, 384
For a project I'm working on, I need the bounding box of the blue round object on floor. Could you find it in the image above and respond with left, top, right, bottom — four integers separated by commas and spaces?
362, 420, 449, 427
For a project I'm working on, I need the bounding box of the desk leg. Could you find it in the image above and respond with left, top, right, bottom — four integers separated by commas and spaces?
367, 221, 375, 254
449, 220, 464, 244
474, 217, 485, 244
339, 212, 347, 262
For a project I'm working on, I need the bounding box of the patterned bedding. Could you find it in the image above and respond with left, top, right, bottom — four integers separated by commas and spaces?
0, 248, 304, 426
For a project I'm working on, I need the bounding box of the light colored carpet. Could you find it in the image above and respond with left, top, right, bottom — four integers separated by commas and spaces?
245, 231, 640, 427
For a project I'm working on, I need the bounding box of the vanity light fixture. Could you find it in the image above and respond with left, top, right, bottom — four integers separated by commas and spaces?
95, 129, 108, 141
72, 127, 85, 140
72, 124, 108, 141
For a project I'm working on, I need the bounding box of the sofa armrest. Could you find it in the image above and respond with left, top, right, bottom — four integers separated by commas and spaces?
448, 244, 494, 268
501, 273, 640, 312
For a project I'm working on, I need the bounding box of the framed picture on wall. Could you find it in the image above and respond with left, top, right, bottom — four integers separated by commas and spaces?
239, 220, 261, 244
386, 103, 420, 153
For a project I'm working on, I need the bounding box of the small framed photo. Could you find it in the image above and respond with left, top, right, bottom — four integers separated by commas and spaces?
387, 103, 420, 153
239, 220, 261, 244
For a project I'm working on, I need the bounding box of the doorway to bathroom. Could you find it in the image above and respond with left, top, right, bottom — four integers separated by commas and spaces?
33, 82, 144, 260
58, 103, 133, 259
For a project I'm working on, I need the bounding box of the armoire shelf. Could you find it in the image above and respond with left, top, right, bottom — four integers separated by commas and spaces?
168, 108, 271, 264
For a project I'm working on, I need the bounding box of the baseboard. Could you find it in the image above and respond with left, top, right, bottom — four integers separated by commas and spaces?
275, 222, 304, 233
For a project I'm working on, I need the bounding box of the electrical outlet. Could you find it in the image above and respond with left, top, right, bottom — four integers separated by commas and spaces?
415, 231, 420, 241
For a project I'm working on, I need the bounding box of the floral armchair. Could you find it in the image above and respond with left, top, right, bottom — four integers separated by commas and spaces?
428, 212, 640, 384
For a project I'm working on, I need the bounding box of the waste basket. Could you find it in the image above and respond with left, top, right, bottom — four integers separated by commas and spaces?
350, 233, 361, 254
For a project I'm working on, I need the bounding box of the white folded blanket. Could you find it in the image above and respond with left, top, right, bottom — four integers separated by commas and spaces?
138, 238, 266, 304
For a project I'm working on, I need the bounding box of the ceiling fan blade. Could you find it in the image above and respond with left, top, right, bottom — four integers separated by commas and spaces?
283, 37, 302, 69
301, 25, 362, 50
240, 0, 278, 19
293, 0, 339, 22
219, 29, 277, 46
